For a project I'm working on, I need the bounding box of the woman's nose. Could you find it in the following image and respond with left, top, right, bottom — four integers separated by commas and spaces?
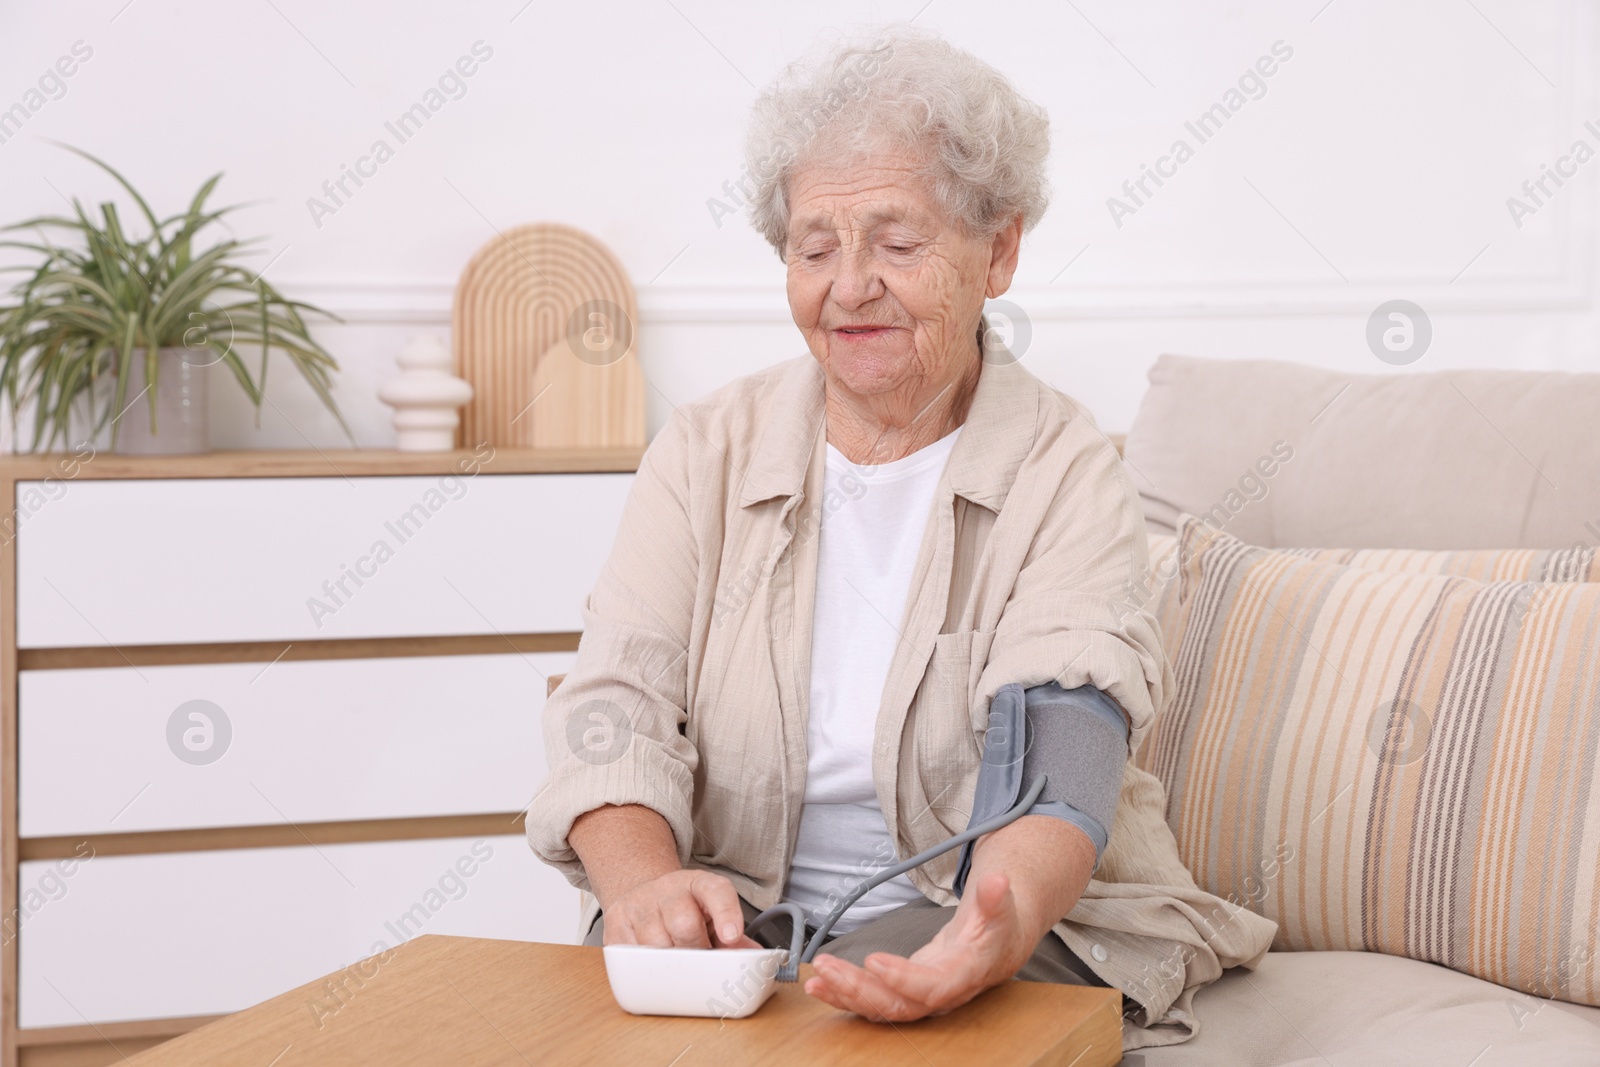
830, 240, 883, 308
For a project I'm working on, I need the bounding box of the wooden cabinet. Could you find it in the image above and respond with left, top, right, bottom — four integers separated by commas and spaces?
0, 447, 639, 1065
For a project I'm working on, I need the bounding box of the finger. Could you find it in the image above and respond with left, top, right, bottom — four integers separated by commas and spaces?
808, 954, 931, 1022
936, 871, 1016, 950
803, 973, 863, 1015
856, 951, 963, 1011
629, 906, 676, 948
972, 871, 1013, 922
817, 959, 930, 1022
690, 875, 750, 948
661, 896, 713, 948
603, 911, 636, 947
862, 952, 962, 1006
807, 957, 892, 1020
700, 916, 763, 951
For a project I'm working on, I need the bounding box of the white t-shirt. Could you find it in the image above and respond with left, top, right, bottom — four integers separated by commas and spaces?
781, 425, 962, 933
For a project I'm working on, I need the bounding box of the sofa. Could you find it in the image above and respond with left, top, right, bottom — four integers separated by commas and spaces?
1121, 354, 1600, 1065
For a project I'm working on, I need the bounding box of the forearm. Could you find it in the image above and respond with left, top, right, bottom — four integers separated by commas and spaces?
967, 813, 1095, 942
568, 803, 681, 907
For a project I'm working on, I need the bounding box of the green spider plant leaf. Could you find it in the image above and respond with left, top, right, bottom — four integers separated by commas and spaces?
0, 145, 350, 452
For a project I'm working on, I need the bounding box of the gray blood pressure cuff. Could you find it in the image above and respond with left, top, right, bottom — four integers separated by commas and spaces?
952, 681, 1130, 896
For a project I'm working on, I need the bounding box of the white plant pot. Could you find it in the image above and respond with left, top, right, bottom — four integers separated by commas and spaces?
114, 347, 209, 455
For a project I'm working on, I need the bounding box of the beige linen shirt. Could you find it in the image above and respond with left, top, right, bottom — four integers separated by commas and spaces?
526, 349, 1277, 1049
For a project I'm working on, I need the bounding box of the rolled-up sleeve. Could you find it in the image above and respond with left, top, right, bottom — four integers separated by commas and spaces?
975, 417, 1172, 757
524, 411, 702, 891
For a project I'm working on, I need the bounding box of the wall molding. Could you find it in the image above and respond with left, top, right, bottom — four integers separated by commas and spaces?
276, 3, 1600, 328
278, 273, 1596, 326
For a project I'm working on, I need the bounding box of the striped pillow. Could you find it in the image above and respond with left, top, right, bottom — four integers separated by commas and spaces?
1145, 531, 1600, 582
1134, 516, 1600, 1006
1141, 528, 1599, 663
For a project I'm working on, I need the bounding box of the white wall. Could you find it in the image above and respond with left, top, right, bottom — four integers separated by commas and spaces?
1, 0, 1596, 451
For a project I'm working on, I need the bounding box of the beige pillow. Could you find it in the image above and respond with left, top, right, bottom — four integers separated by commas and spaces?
1134, 516, 1600, 1007
1122, 354, 1600, 549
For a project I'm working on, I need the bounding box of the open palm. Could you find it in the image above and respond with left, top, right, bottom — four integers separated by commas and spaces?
803, 872, 1035, 1022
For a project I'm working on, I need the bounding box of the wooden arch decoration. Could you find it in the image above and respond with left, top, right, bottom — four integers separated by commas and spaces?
453, 222, 645, 450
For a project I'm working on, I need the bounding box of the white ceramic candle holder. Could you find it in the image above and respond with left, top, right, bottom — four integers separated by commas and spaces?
378, 334, 475, 452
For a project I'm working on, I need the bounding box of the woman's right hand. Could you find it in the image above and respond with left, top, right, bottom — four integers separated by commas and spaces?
600, 868, 762, 949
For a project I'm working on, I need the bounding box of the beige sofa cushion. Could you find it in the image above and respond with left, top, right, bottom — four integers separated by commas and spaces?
1140, 950, 1600, 1067
1135, 517, 1600, 1007
1123, 355, 1600, 549
1140, 531, 1600, 647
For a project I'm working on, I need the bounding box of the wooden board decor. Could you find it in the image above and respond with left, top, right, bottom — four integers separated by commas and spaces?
453, 222, 646, 450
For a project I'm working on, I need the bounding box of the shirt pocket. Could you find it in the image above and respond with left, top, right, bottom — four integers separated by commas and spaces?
920, 627, 998, 748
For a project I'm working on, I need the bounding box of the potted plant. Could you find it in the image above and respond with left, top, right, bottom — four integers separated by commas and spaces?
0, 146, 351, 454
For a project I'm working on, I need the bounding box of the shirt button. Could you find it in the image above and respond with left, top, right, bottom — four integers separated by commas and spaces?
1091, 944, 1108, 963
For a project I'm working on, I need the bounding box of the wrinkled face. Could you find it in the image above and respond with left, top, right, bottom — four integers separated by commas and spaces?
784, 144, 1001, 403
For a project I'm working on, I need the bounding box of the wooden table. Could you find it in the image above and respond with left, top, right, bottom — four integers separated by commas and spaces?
125, 936, 1124, 1066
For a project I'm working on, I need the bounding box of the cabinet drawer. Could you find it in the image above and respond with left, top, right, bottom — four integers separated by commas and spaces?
18, 835, 579, 1027
15, 472, 631, 647
20, 653, 573, 836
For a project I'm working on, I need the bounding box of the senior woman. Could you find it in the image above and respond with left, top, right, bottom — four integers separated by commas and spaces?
528, 27, 1275, 1049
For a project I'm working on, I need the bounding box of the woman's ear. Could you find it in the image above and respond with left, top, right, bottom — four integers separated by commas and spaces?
985, 213, 1025, 299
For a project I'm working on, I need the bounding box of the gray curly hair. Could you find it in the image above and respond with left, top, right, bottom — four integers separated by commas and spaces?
742, 25, 1051, 259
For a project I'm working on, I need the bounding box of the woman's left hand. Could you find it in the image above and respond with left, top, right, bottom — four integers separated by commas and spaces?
802, 871, 1035, 1022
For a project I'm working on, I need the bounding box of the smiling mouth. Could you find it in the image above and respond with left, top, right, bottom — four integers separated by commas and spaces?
834, 326, 894, 336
